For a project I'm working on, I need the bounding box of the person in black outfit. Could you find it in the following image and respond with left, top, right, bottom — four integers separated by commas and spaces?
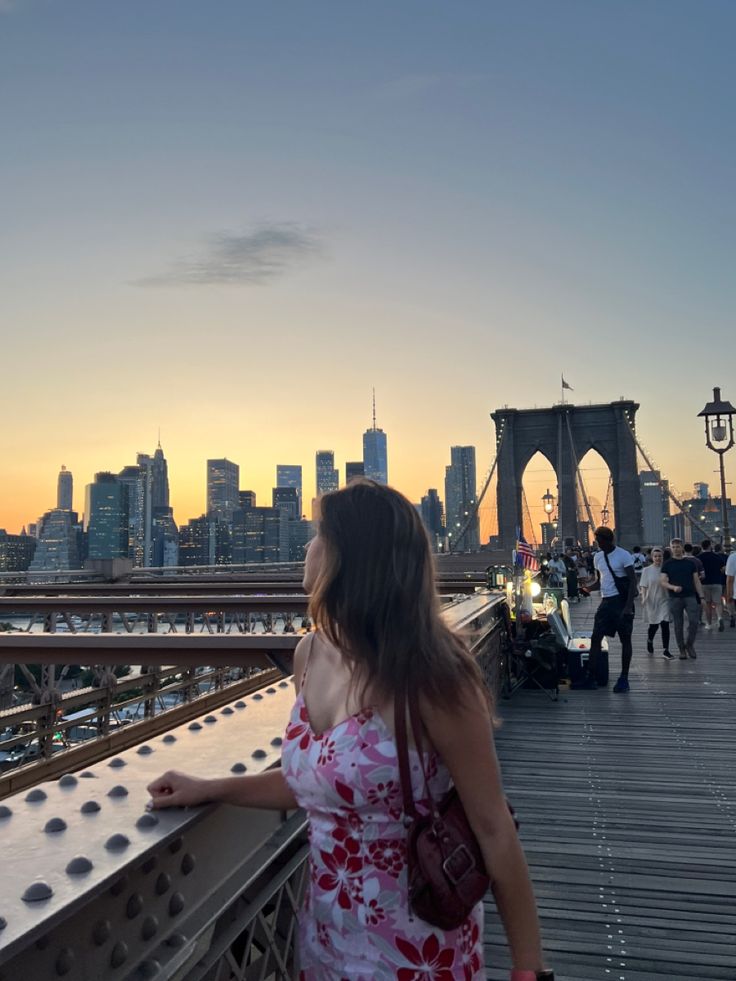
699, 539, 726, 631
661, 538, 705, 658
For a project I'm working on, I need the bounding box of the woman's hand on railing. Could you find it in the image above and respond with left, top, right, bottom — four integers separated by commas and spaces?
147, 770, 212, 809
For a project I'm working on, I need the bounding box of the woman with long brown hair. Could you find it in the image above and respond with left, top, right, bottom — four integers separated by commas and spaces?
148, 480, 549, 980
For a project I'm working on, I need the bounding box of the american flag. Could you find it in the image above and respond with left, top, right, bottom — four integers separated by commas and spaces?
515, 534, 540, 571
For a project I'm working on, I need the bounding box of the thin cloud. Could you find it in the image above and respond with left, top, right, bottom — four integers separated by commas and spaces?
135, 222, 325, 287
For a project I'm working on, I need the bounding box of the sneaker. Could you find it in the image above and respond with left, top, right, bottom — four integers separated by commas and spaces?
704, 623, 712, 631
718, 619, 724, 633
613, 677, 630, 693
662, 649, 674, 660
647, 640, 654, 654
687, 644, 697, 659
679, 650, 688, 659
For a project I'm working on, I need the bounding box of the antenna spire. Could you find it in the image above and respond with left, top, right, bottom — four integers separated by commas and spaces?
157, 427, 161, 449
372, 388, 376, 430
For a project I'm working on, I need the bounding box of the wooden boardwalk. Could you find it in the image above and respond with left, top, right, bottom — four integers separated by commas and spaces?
484, 598, 736, 981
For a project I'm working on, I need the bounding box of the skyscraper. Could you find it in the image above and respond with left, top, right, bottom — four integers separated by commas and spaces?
151, 440, 170, 510
207, 459, 240, 525
57, 465, 73, 511
85, 473, 129, 560
362, 390, 388, 484
273, 486, 300, 520
28, 510, 81, 573
639, 470, 670, 546
420, 489, 444, 551
315, 451, 339, 496
119, 462, 152, 567
444, 446, 479, 551
345, 461, 364, 483
277, 464, 303, 517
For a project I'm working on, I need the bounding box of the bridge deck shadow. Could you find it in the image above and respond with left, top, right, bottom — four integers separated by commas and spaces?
484, 596, 736, 980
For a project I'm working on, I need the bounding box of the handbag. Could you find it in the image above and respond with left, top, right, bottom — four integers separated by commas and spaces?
394, 689, 495, 931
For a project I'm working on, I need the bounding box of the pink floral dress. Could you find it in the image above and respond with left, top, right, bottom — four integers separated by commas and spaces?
281, 674, 485, 980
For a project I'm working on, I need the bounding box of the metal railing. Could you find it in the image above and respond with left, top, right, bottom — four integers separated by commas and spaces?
0, 591, 507, 980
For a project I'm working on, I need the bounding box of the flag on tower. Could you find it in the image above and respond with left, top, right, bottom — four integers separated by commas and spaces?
561, 376, 573, 391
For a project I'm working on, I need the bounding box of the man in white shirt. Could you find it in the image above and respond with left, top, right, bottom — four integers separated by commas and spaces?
577, 526, 637, 693
726, 550, 736, 626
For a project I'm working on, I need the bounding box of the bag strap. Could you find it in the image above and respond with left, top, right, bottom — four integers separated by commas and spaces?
395, 689, 437, 824
394, 689, 418, 820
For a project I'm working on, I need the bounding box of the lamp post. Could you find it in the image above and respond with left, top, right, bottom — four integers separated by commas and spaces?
542, 488, 556, 547
698, 387, 736, 547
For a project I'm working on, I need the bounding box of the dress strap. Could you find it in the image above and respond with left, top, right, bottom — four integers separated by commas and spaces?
299, 629, 318, 689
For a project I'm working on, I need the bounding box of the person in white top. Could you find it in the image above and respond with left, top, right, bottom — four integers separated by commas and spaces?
726, 550, 736, 624
639, 547, 673, 659
577, 526, 637, 693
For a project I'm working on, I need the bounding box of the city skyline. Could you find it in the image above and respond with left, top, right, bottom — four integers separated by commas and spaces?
2, 3, 734, 537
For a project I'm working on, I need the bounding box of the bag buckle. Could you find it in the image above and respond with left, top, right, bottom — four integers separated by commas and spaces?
442, 844, 475, 885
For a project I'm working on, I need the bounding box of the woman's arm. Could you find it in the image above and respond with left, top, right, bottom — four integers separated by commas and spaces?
422, 688, 546, 975
147, 766, 298, 810
147, 635, 313, 812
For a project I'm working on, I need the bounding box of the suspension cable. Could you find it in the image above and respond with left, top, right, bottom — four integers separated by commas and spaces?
623, 415, 710, 540
564, 412, 597, 538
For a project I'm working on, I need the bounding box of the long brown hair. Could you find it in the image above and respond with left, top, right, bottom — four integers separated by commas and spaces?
309, 480, 488, 709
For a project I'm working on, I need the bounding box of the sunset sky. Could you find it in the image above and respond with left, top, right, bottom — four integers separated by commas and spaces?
2, 1, 735, 538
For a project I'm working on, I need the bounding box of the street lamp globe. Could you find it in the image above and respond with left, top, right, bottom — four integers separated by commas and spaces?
542, 488, 555, 516
698, 386, 735, 548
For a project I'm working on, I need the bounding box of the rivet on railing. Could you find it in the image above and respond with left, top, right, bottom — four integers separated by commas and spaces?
162, 734, 176, 743
108, 758, 126, 768
136, 813, 159, 829
270, 737, 283, 747
166, 932, 186, 948
25, 789, 47, 803
22, 881, 53, 903
66, 856, 93, 876
109, 875, 129, 897
105, 833, 130, 851
230, 763, 247, 773
92, 920, 111, 946
107, 785, 129, 798
266, 688, 277, 694
221, 706, 234, 715
0, 916, 6, 930
169, 837, 183, 854
155, 873, 171, 896
44, 817, 67, 834
0, 806, 12, 819
181, 854, 195, 875
137, 745, 154, 755
141, 915, 159, 941
126, 893, 144, 919
188, 722, 202, 731
55, 947, 75, 977
110, 941, 128, 969
139, 959, 162, 979
253, 693, 263, 701
168, 893, 185, 916
235, 701, 246, 709
81, 800, 101, 814
203, 715, 217, 724
79, 771, 96, 778
252, 749, 267, 759
58, 774, 78, 788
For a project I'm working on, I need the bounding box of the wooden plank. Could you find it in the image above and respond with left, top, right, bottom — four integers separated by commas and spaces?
484, 599, 736, 979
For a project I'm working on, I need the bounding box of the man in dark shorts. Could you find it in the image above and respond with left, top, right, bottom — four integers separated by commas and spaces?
661, 538, 705, 658
699, 540, 726, 631
578, 526, 637, 693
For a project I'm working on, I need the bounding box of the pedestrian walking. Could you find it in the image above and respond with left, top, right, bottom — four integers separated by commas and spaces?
726, 548, 736, 628
699, 540, 725, 631
661, 539, 705, 659
577, 526, 637, 693
639, 547, 673, 659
